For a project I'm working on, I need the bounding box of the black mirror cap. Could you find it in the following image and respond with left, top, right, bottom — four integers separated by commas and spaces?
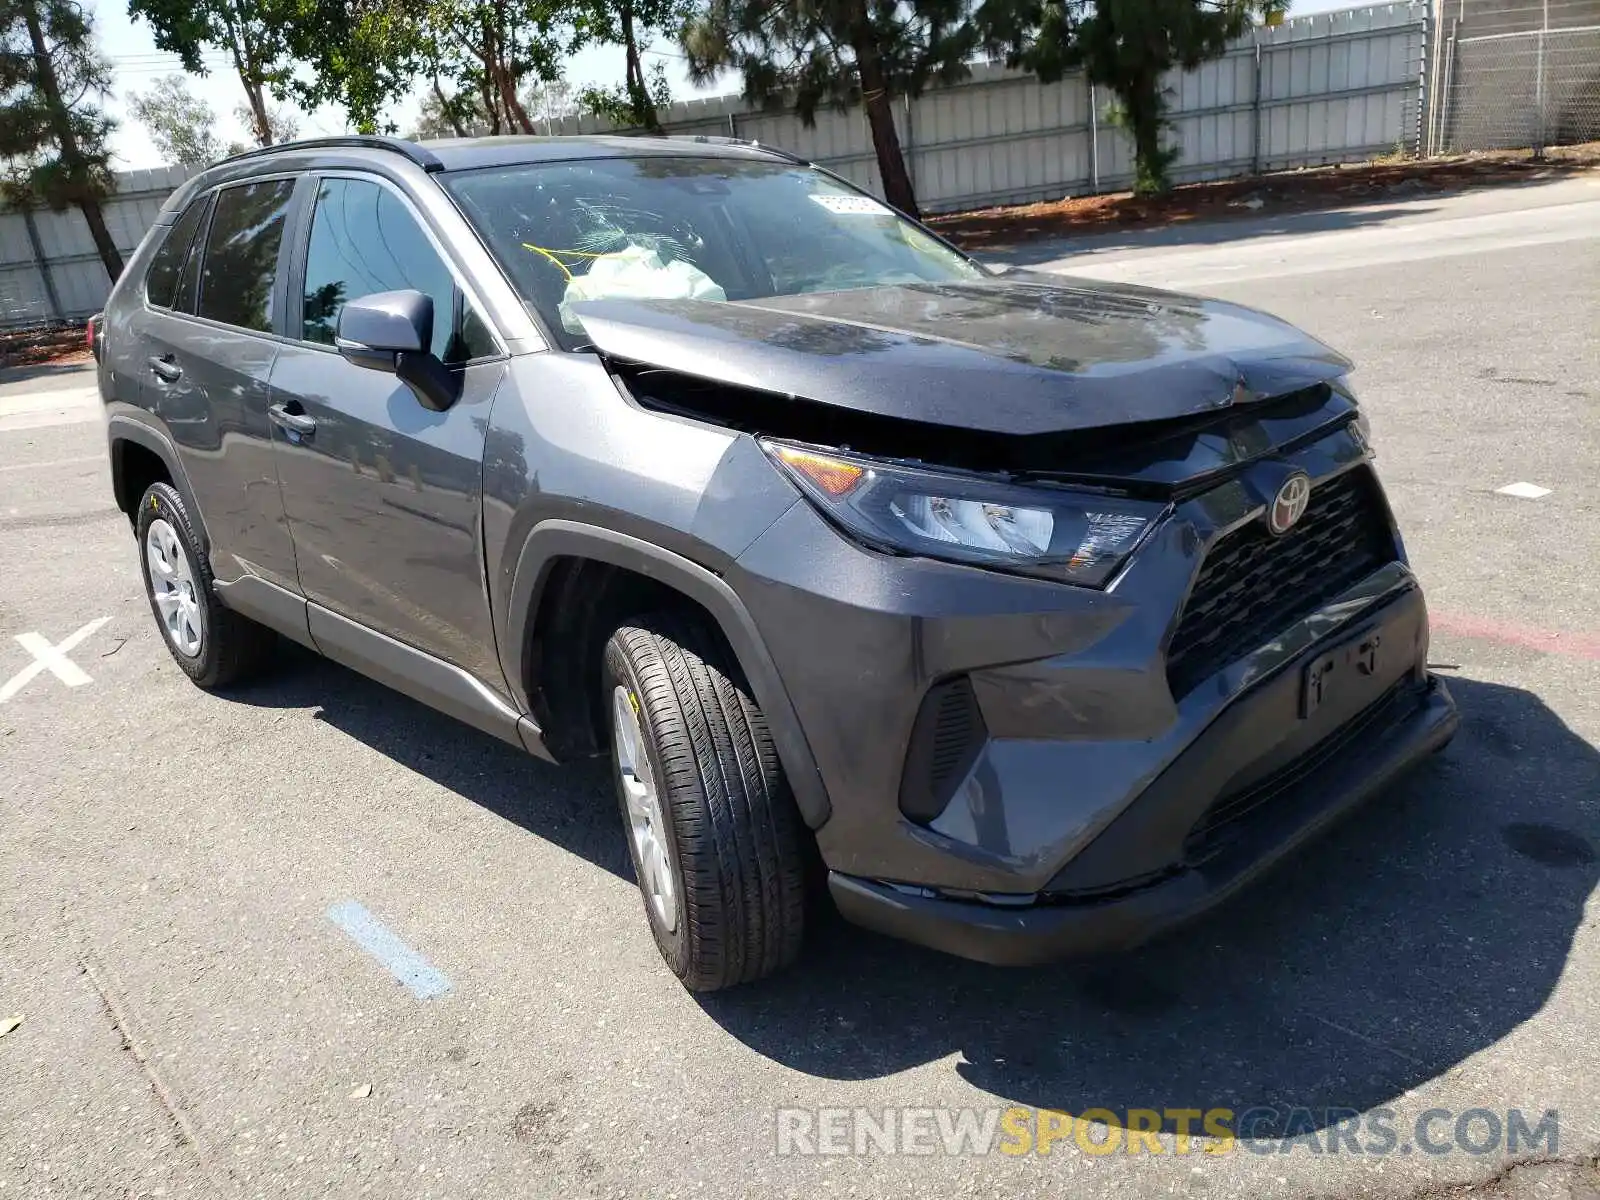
335, 289, 433, 367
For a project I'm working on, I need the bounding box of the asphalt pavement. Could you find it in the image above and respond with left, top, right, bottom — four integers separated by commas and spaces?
2, 175, 1597, 1200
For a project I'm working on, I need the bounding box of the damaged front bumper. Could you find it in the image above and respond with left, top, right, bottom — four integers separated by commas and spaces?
728, 419, 1459, 963
829, 668, 1456, 966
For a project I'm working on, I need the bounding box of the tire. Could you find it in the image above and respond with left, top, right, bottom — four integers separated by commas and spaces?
135, 482, 275, 688
603, 611, 809, 990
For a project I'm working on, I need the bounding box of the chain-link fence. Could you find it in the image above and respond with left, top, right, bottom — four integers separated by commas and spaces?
1434, 22, 1600, 152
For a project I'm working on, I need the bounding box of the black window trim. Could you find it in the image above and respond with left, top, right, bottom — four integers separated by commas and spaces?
142, 170, 304, 343
141, 192, 212, 313
285, 168, 508, 367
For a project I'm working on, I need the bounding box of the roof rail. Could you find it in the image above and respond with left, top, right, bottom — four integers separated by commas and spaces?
666, 134, 811, 166
216, 135, 445, 173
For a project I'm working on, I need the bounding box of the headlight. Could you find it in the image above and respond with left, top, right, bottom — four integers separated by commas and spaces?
765, 440, 1166, 587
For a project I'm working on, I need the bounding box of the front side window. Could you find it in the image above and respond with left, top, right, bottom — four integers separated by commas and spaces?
144, 196, 208, 309
198, 179, 295, 332
440, 156, 988, 349
301, 177, 488, 363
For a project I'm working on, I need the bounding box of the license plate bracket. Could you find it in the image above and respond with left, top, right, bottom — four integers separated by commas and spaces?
1300, 625, 1384, 718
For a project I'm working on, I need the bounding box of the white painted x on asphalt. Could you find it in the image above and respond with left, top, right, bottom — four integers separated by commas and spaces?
0, 617, 111, 703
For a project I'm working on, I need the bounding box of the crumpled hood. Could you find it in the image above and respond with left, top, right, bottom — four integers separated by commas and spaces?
571, 275, 1352, 437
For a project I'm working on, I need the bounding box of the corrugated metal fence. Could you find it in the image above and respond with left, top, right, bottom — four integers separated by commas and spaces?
0, 2, 1429, 328
0, 165, 198, 330
550, 0, 1429, 212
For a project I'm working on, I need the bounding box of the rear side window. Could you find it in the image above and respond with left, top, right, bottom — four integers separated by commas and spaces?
172, 198, 210, 315
144, 198, 207, 309
198, 179, 295, 332
300, 177, 488, 363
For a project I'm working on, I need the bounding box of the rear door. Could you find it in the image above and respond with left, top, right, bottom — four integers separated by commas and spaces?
133, 177, 302, 593
268, 173, 508, 686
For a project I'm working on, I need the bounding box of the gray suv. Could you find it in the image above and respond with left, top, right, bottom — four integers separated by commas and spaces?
98, 134, 1457, 990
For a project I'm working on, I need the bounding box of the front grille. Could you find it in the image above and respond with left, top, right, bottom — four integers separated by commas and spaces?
1166, 467, 1396, 697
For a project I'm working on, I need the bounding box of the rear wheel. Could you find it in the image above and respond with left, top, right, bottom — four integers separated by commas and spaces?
135, 482, 275, 688
603, 611, 809, 991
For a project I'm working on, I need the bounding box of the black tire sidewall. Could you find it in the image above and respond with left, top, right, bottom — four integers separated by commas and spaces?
135, 483, 217, 683
602, 641, 691, 974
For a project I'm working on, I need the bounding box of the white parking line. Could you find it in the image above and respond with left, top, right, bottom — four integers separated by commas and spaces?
326, 901, 453, 1000
0, 617, 110, 703
1496, 481, 1553, 499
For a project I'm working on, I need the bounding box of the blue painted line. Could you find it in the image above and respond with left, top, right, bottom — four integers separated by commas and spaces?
326, 901, 453, 1000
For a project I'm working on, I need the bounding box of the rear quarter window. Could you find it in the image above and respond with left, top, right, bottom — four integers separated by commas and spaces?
197, 179, 295, 333
144, 196, 208, 309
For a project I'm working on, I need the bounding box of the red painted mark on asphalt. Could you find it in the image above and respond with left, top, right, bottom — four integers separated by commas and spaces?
1432, 611, 1600, 662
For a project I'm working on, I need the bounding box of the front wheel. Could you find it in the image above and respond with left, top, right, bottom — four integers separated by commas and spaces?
603, 612, 809, 991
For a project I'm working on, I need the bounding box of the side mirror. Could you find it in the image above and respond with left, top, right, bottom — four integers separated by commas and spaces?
335, 289, 458, 412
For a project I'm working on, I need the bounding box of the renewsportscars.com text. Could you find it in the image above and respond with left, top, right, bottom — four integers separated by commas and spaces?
774, 1106, 1560, 1158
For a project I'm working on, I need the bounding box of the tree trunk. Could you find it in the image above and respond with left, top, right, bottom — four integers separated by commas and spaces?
432, 77, 468, 138
221, 12, 274, 147
1122, 76, 1168, 195
244, 79, 273, 146
620, 1, 661, 132
476, 21, 503, 133
851, 34, 919, 219
22, 1, 123, 280
498, 65, 536, 133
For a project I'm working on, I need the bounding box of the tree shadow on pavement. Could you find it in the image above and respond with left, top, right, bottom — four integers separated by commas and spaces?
223, 649, 1597, 1135
693, 675, 1598, 1133
222, 641, 632, 881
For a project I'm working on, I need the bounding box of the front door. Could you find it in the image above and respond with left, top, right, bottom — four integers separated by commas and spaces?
131, 178, 301, 592
268, 174, 508, 687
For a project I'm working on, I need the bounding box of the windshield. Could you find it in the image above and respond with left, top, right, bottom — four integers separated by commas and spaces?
441, 155, 988, 349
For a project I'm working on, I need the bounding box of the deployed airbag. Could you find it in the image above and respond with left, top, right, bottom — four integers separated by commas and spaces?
559, 245, 726, 332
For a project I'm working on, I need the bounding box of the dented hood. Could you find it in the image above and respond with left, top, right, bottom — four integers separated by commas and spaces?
571, 276, 1352, 437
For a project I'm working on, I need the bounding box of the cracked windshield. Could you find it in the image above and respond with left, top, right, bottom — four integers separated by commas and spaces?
443, 156, 987, 345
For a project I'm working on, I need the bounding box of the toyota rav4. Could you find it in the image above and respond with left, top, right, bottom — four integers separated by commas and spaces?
97, 134, 1457, 990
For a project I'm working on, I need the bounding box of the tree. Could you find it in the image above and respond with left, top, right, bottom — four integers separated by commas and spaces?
571, 0, 687, 132
0, 0, 122, 279
127, 0, 300, 148
576, 60, 669, 131
980, 0, 1270, 194
409, 78, 574, 139
682, 0, 978, 219
231, 98, 294, 146
304, 0, 568, 136
128, 73, 223, 166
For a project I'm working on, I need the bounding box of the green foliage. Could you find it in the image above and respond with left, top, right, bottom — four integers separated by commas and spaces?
127, 0, 303, 145
128, 74, 224, 167
682, 0, 977, 127
682, 0, 979, 217
576, 61, 671, 130
298, 0, 569, 135
570, 0, 690, 131
980, 0, 1265, 194
0, 0, 114, 207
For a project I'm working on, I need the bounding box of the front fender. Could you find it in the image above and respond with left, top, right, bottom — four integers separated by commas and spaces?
501, 520, 831, 829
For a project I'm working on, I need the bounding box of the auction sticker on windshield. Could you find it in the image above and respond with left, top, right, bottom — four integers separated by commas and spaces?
811, 194, 893, 216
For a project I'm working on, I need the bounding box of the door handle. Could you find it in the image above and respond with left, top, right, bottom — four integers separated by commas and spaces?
148, 355, 182, 383
268, 403, 317, 437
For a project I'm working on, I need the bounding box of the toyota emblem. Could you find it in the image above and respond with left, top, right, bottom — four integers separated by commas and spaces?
1268, 473, 1311, 535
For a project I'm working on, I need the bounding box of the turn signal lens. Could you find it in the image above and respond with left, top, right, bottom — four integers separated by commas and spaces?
771, 445, 864, 497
